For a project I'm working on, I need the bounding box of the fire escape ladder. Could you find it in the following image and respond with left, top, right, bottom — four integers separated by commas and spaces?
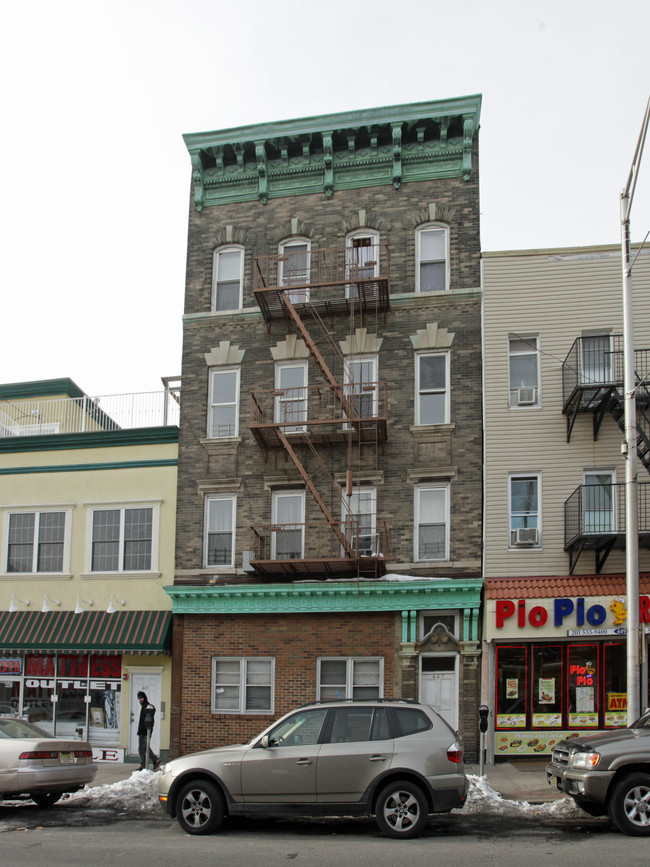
276, 428, 355, 557
605, 387, 650, 475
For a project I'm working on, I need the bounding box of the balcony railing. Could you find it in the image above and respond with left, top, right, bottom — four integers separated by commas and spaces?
0, 391, 180, 437
562, 335, 650, 409
564, 481, 650, 572
248, 520, 392, 578
253, 244, 391, 320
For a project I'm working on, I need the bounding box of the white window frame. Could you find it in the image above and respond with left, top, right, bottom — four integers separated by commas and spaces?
86, 502, 159, 574
415, 351, 450, 426
274, 360, 308, 433
2, 507, 72, 576
211, 657, 274, 714
342, 486, 377, 557
316, 657, 384, 701
416, 223, 449, 293
581, 332, 613, 385
207, 367, 240, 439
204, 495, 236, 569
420, 610, 460, 640
278, 237, 311, 303
414, 484, 450, 562
583, 470, 616, 534
271, 489, 305, 560
508, 474, 541, 548
343, 354, 378, 425
508, 334, 540, 408
345, 229, 380, 298
212, 245, 244, 312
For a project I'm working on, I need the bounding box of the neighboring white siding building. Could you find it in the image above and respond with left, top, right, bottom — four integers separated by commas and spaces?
481, 244, 650, 760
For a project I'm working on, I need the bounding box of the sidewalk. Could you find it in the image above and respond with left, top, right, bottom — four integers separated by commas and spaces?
91, 758, 562, 804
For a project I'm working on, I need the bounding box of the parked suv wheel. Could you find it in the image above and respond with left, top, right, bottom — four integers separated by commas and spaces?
375, 780, 428, 838
607, 773, 650, 836
176, 779, 224, 835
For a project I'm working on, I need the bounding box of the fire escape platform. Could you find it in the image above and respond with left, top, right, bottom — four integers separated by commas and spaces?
248, 555, 389, 579
253, 279, 390, 323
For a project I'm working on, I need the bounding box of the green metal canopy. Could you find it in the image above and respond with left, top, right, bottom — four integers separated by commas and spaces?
0, 609, 172, 656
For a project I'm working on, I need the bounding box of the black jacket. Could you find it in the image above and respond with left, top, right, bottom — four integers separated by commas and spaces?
137, 700, 156, 736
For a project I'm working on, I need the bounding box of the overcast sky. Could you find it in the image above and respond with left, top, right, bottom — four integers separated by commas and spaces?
1, 0, 648, 397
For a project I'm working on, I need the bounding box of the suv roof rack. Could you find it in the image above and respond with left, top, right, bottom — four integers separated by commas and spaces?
299, 698, 420, 707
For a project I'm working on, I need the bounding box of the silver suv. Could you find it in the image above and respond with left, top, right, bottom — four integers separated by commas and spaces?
158, 699, 467, 838
546, 708, 650, 835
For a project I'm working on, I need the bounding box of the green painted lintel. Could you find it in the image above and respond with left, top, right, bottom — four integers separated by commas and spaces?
164, 579, 484, 615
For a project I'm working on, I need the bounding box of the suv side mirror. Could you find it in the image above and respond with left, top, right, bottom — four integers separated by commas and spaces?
260, 735, 270, 749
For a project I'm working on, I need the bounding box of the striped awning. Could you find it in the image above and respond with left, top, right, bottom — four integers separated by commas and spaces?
0, 609, 172, 655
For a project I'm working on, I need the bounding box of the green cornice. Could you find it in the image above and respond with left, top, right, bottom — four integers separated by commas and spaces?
0, 378, 85, 400
0, 426, 178, 454
0, 458, 178, 475
164, 579, 483, 615
184, 95, 482, 211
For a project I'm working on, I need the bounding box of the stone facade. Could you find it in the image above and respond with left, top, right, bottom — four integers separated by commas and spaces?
171, 98, 484, 760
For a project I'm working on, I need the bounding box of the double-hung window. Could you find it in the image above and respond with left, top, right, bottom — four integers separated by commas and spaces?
343, 487, 377, 557
274, 361, 307, 432
581, 333, 612, 385
416, 224, 449, 292
415, 484, 449, 561
271, 490, 304, 560
584, 471, 615, 533
6, 510, 66, 573
343, 355, 377, 422
509, 475, 540, 547
346, 230, 379, 298
279, 238, 310, 304
90, 506, 154, 572
212, 246, 243, 311
416, 352, 449, 425
211, 657, 273, 714
208, 368, 239, 438
204, 496, 236, 568
509, 335, 539, 407
317, 657, 383, 701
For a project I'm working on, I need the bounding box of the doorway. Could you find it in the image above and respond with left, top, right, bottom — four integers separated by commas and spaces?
128, 668, 162, 758
421, 655, 458, 730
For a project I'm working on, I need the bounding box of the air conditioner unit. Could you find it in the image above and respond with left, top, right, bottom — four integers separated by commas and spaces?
513, 527, 539, 546
517, 387, 537, 406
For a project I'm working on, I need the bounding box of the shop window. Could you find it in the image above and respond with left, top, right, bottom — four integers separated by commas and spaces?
567, 644, 599, 728
495, 645, 528, 729
531, 645, 563, 728
211, 657, 273, 714
603, 642, 627, 727
317, 658, 383, 701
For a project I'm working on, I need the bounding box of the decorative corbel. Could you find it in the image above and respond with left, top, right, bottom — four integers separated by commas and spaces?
323, 132, 334, 198
462, 117, 474, 181
255, 141, 268, 204
235, 143, 245, 170
190, 152, 205, 213
391, 123, 402, 189
440, 117, 449, 148
300, 134, 311, 162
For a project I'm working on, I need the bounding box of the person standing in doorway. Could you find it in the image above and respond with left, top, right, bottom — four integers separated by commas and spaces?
136, 690, 160, 771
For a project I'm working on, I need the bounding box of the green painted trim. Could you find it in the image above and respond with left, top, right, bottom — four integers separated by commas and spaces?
184, 95, 482, 210
0, 378, 85, 400
0, 458, 178, 476
0, 426, 179, 454
164, 579, 483, 615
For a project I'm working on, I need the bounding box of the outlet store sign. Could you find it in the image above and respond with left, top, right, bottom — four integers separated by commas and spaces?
488, 594, 650, 639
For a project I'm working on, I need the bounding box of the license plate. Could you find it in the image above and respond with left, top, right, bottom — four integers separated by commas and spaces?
59, 752, 74, 764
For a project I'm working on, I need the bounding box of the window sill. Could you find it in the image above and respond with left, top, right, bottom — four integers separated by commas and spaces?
410, 423, 455, 437
0, 572, 72, 581
80, 571, 162, 580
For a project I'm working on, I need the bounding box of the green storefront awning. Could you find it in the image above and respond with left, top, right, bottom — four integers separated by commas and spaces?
0, 609, 172, 656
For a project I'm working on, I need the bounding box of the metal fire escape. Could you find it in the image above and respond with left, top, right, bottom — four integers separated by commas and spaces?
248, 244, 392, 579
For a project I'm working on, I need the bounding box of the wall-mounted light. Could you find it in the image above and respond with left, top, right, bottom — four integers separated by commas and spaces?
75, 595, 94, 615
42, 594, 61, 613
9, 593, 30, 612
107, 593, 125, 614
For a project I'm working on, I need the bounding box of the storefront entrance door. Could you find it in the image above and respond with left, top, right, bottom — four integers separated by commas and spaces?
128, 670, 162, 758
422, 670, 458, 730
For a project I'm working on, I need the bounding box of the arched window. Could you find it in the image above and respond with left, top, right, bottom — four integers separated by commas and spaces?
416, 223, 449, 293
345, 229, 380, 298
212, 245, 244, 311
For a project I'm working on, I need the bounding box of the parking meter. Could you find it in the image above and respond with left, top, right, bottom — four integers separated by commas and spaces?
478, 705, 489, 776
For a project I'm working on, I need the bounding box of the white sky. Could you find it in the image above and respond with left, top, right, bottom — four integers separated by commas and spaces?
1, 0, 649, 397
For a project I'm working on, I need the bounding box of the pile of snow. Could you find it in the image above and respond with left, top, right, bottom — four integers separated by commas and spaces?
460, 774, 585, 817
66, 768, 160, 812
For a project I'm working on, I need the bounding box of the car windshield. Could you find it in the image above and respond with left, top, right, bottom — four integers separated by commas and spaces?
0, 717, 52, 739
631, 709, 650, 729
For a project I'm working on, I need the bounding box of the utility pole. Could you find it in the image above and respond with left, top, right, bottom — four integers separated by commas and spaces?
621, 95, 650, 726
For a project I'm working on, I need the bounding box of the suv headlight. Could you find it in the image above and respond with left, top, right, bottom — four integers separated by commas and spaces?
570, 751, 600, 769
